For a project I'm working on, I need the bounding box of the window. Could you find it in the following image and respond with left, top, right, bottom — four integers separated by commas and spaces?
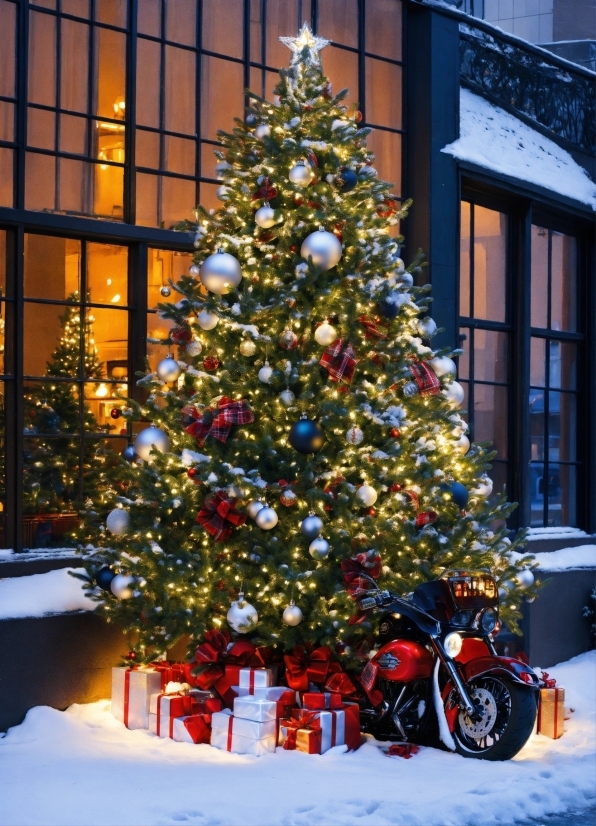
529, 226, 580, 527
146, 247, 194, 371
0, 1, 17, 207
458, 201, 510, 503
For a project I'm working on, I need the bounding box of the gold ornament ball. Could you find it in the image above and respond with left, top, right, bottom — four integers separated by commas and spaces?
239, 339, 257, 357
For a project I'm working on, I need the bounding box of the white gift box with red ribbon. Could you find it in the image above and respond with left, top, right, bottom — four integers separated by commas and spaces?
233, 696, 277, 723
111, 667, 162, 730
211, 709, 276, 755
237, 667, 275, 690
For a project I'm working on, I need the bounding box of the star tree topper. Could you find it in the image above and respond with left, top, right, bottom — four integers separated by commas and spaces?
280, 23, 331, 67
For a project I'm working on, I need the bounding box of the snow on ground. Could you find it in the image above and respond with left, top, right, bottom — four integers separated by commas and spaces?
442, 89, 596, 210
1, 652, 594, 826
511, 545, 596, 572
0, 568, 94, 619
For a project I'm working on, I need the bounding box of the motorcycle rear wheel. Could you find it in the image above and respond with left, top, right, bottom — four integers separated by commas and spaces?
451, 676, 537, 761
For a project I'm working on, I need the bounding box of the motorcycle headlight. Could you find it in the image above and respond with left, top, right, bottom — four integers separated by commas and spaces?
444, 632, 463, 658
451, 609, 474, 627
480, 607, 498, 634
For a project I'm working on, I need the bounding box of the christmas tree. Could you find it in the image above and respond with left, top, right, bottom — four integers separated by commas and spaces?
77, 26, 535, 664
23, 295, 105, 514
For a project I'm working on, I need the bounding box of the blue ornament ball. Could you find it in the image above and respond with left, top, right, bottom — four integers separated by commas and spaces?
96, 566, 116, 592
339, 169, 358, 192
289, 417, 325, 454
441, 481, 469, 509
123, 445, 137, 463
376, 299, 399, 320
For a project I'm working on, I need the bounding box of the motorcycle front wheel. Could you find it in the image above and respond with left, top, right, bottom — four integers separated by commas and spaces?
450, 676, 537, 761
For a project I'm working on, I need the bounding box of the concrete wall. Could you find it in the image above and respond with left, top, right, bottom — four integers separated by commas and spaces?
484, 0, 596, 46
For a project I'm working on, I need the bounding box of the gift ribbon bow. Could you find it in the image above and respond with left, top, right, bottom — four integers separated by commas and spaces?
358, 315, 390, 339
415, 511, 438, 529
196, 491, 247, 542
387, 743, 419, 759
171, 326, 192, 345
183, 397, 254, 447
540, 671, 557, 688
410, 362, 440, 396
324, 671, 357, 697
319, 339, 357, 383
284, 645, 333, 692
341, 551, 383, 599
251, 177, 277, 201
282, 711, 320, 750
194, 628, 271, 669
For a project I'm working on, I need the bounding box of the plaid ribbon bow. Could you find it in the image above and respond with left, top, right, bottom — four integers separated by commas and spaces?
183, 397, 254, 447
319, 339, 357, 383
251, 177, 277, 201
196, 491, 247, 542
410, 362, 440, 396
358, 315, 390, 339
341, 550, 383, 599
415, 511, 438, 529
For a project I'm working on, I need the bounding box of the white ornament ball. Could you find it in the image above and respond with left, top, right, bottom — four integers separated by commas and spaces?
239, 339, 257, 357
106, 508, 130, 536
156, 355, 181, 383
289, 161, 315, 187
472, 477, 493, 498
516, 568, 535, 589
309, 536, 330, 559
255, 505, 278, 530
189, 264, 200, 277
300, 229, 342, 271
216, 185, 230, 200
186, 340, 203, 357
443, 380, 465, 407
356, 484, 377, 507
455, 433, 471, 455
279, 389, 296, 407
430, 356, 457, 377
254, 124, 270, 140
200, 250, 242, 295
258, 362, 273, 383
134, 426, 170, 461
282, 601, 303, 626
346, 426, 364, 445
314, 322, 337, 346
110, 574, 134, 599
417, 317, 437, 338
227, 594, 258, 633
247, 500, 265, 519
198, 310, 218, 330
301, 514, 324, 540
255, 203, 278, 228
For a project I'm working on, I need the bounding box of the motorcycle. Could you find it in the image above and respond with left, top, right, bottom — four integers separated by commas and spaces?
354, 570, 540, 760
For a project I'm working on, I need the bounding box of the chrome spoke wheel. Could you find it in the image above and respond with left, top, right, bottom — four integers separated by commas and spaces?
455, 677, 512, 753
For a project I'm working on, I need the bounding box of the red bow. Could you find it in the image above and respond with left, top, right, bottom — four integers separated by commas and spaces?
319, 339, 357, 383
387, 743, 420, 759
251, 177, 277, 201
196, 491, 247, 542
341, 551, 383, 599
324, 671, 357, 697
540, 671, 557, 688
415, 511, 438, 529
184, 397, 254, 447
358, 315, 389, 339
284, 645, 333, 692
171, 326, 192, 345
195, 628, 256, 667
410, 362, 440, 396
282, 711, 320, 750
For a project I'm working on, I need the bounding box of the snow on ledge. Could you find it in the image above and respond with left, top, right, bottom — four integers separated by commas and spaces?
512, 545, 596, 572
442, 89, 596, 210
0, 568, 95, 620
526, 527, 594, 541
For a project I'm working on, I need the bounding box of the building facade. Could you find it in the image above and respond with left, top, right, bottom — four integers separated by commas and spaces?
0, 0, 594, 728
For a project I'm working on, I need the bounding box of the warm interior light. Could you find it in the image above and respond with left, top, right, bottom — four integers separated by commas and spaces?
95, 383, 109, 398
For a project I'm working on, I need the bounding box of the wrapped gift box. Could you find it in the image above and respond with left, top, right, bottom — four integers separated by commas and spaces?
173, 714, 212, 744
112, 667, 163, 730
231, 685, 296, 720
279, 719, 323, 754
233, 696, 277, 723
537, 686, 565, 739
211, 709, 276, 755
291, 702, 361, 752
302, 692, 343, 710
148, 692, 198, 738
238, 667, 275, 690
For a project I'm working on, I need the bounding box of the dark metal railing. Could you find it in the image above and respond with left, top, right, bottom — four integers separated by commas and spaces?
459, 22, 595, 155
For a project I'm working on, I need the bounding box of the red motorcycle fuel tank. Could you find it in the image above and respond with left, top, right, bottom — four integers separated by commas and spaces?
372, 639, 434, 682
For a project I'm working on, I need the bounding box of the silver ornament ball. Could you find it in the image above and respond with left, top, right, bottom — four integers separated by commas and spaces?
255, 203, 278, 229
300, 229, 342, 271
356, 484, 377, 507
282, 601, 303, 626
255, 505, 278, 530
189, 264, 200, 277
106, 508, 130, 536
309, 536, 330, 559
455, 433, 471, 455
430, 356, 457, 377
160, 285, 171, 297
516, 568, 535, 589
197, 309, 218, 330
134, 426, 170, 461
239, 339, 257, 357
289, 161, 315, 187
301, 514, 324, 540
247, 500, 265, 519
110, 573, 135, 599
443, 380, 465, 407
200, 250, 242, 295
314, 322, 337, 346
227, 594, 258, 633
156, 355, 181, 383
254, 124, 271, 140
258, 362, 273, 383
186, 340, 203, 357
346, 426, 364, 445
279, 389, 296, 407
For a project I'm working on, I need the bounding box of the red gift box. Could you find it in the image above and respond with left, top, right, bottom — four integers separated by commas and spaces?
302, 692, 343, 710
279, 715, 323, 754
173, 713, 212, 744
291, 702, 361, 752
149, 692, 198, 739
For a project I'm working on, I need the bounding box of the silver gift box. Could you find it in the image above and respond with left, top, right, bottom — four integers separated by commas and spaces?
111, 667, 162, 730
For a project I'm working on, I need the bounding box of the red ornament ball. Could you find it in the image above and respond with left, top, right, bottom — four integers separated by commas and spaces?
390, 428, 401, 438
203, 354, 220, 371
187, 468, 196, 479
389, 483, 402, 492
280, 489, 297, 507
126, 651, 137, 660
279, 329, 298, 350
110, 408, 121, 419
366, 507, 377, 517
